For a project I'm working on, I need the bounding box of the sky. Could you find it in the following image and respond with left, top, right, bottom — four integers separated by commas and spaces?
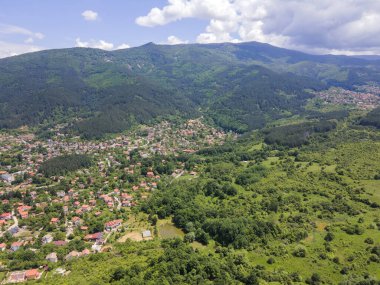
1, 0, 380, 58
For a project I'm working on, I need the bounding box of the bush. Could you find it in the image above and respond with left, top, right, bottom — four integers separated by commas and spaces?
293, 245, 307, 257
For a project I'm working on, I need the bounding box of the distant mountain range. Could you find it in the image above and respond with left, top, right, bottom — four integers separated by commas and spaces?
1, 41, 380, 138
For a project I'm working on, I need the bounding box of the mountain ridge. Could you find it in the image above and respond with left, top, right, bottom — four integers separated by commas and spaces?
0, 41, 379, 137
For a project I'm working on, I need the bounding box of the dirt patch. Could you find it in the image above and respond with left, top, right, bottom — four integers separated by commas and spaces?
315, 221, 328, 232
118, 231, 144, 242
304, 234, 314, 243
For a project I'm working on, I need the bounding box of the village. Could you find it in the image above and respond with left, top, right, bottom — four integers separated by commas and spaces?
0, 118, 233, 283
314, 85, 380, 110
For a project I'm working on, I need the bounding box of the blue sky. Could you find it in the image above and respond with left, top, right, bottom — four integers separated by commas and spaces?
0, 0, 206, 57
1, 0, 380, 58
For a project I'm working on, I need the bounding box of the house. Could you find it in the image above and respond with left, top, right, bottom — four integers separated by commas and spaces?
84, 232, 103, 241
65, 250, 80, 261
19, 211, 29, 219
8, 271, 26, 283
50, 217, 59, 224
142, 230, 152, 238
8, 226, 19, 235
104, 219, 123, 231
46, 252, 58, 263
81, 248, 91, 256
42, 234, 53, 244
0, 173, 14, 184
0, 243, 6, 251
0, 212, 12, 220
53, 240, 67, 246
11, 241, 23, 251
81, 204, 91, 212
72, 216, 81, 226
25, 269, 40, 280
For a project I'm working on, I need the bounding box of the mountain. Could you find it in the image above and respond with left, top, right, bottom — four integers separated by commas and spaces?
1, 41, 379, 137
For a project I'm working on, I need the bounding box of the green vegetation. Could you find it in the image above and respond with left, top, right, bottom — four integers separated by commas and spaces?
360, 107, 380, 128
1, 42, 380, 137
1, 41, 380, 285
263, 120, 337, 147
39, 154, 92, 177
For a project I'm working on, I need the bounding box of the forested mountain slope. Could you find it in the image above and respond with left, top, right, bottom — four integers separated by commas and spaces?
1, 41, 379, 137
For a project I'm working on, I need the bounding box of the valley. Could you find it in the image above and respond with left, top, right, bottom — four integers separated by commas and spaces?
0, 42, 379, 284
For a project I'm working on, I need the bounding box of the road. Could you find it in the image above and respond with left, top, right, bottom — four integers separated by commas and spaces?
169, 171, 185, 184
0, 210, 19, 238
114, 196, 121, 211
65, 218, 74, 241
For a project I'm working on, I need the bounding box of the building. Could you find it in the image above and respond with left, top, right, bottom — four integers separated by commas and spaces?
104, 219, 123, 231
50, 217, 59, 224
84, 232, 103, 241
0, 173, 14, 184
46, 252, 58, 263
42, 234, 53, 244
11, 241, 23, 251
25, 269, 40, 280
8, 271, 25, 283
0, 212, 12, 220
0, 243, 6, 251
142, 230, 152, 238
65, 250, 80, 261
53, 240, 67, 247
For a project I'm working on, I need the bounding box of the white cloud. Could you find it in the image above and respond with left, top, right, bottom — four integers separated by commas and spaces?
24, 37, 34, 44
166, 35, 188, 45
82, 10, 98, 21
0, 40, 42, 58
116, 43, 130, 49
76, 38, 131, 51
136, 0, 380, 55
0, 23, 44, 40
0, 24, 45, 58
76, 38, 114, 50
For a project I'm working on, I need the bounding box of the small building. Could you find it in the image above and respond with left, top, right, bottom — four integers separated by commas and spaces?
65, 250, 80, 261
50, 217, 59, 224
46, 252, 58, 263
42, 234, 53, 244
8, 226, 19, 235
25, 269, 40, 280
104, 219, 123, 231
11, 241, 23, 251
81, 248, 91, 256
0, 212, 12, 220
0, 173, 14, 184
53, 240, 67, 247
142, 230, 152, 238
0, 243, 6, 251
84, 232, 103, 241
8, 271, 25, 283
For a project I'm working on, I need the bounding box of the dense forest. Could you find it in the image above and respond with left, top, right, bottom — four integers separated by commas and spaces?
39, 154, 92, 177
360, 107, 380, 129
263, 120, 337, 147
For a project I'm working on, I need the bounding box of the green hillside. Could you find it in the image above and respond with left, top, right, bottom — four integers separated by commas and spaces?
1, 42, 380, 137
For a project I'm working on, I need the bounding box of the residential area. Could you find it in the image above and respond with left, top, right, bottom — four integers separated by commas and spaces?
0, 118, 233, 283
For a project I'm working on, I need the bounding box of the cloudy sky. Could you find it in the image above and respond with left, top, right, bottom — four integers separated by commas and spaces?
1, 0, 380, 58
